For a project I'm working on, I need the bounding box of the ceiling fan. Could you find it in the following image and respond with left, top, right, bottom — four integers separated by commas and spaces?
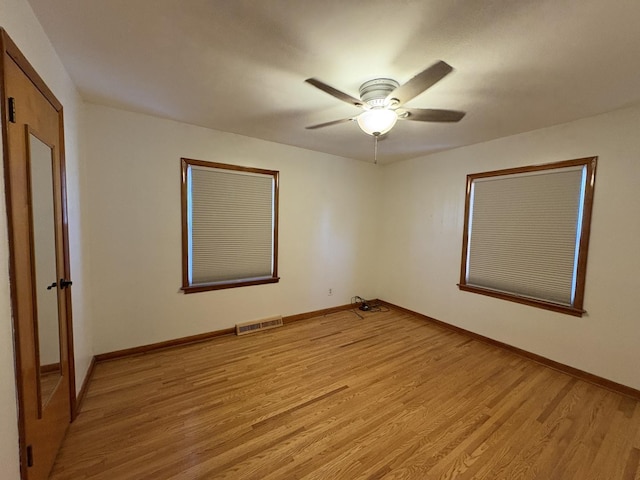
305, 60, 465, 136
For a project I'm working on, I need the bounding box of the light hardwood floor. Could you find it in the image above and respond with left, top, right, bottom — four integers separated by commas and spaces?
50, 308, 640, 479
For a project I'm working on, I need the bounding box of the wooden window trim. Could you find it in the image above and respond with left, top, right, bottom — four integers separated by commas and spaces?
180, 158, 279, 293
458, 157, 597, 316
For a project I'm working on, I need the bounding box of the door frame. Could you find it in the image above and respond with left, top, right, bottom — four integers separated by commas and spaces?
0, 27, 77, 475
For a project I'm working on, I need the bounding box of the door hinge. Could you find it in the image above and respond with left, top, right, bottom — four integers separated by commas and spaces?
26, 444, 33, 467
8, 97, 16, 123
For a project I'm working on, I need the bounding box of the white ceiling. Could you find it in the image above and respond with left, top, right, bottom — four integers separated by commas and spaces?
26, 0, 640, 163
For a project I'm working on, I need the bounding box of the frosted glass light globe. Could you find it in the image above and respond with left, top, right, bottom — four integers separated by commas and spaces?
356, 108, 398, 136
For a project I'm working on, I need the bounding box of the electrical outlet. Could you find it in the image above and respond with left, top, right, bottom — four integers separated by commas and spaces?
328, 288, 333, 296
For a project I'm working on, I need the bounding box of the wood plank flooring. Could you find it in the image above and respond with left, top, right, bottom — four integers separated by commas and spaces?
50, 308, 640, 479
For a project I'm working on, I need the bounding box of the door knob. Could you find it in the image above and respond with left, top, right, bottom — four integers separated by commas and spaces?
59, 279, 73, 289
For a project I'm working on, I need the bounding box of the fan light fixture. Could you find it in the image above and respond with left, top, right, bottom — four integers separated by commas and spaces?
304, 60, 466, 146
356, 108, 398, 136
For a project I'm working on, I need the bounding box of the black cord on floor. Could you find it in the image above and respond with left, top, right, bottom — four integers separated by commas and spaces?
350, 296, 390, 316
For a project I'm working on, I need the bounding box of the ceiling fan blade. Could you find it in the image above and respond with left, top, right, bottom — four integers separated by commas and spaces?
402, 108, 466, 123
305, 117, 355, 130
386, 61, 453, 106
305, 78, 364, 108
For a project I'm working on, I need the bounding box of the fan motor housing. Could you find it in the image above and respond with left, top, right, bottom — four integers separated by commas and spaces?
359, 78, 399, 107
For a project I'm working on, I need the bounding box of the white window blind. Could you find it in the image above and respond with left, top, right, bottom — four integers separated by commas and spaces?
465, 165, 587, 307
187, 164, 275, 286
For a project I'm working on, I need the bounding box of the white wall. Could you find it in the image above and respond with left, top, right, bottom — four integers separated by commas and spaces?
0, 0, 92, 477
84, 104, 381, 354
378, 104, 640, 390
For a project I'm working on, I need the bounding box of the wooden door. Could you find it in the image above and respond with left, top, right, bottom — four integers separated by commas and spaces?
1, 30, 75, 480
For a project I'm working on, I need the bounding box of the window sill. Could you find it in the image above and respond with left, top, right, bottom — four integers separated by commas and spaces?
457, 283, 585, 317
182, 276, 280, 294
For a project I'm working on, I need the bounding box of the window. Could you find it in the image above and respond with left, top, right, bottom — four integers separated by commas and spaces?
458, 157, 597, 316
181, 158, 279, 293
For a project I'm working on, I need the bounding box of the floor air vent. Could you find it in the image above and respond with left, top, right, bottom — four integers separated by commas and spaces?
236, 315, 283, 336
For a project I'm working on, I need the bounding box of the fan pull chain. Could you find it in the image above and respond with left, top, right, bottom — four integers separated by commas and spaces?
374, 133, 379, 165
